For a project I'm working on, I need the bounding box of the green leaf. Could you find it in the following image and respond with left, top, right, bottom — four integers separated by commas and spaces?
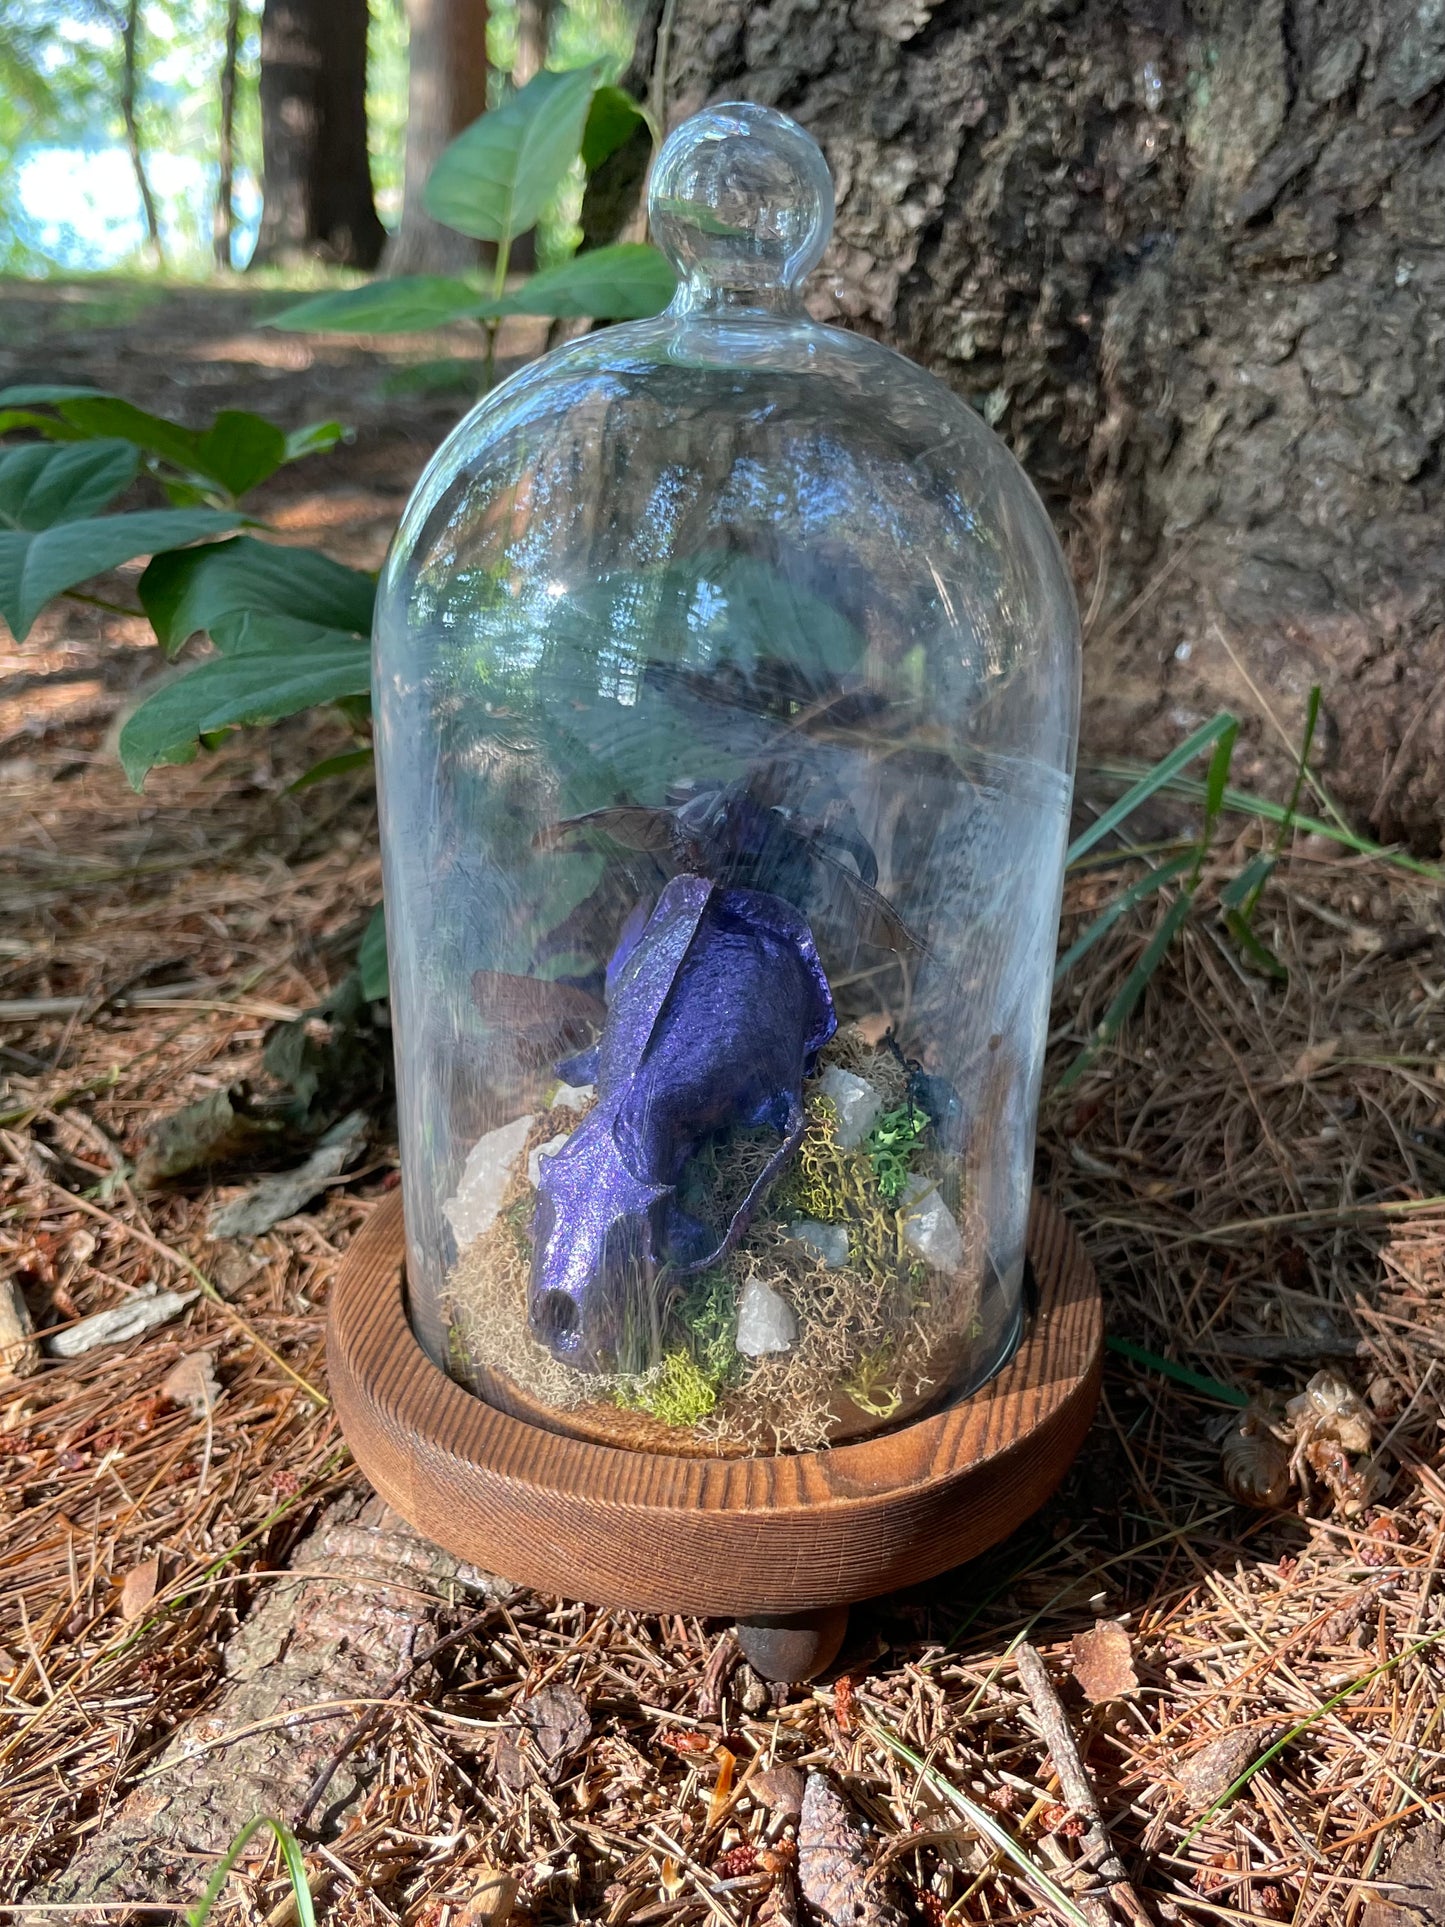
425, 65, 600, 243
0, 383, 106, 405
268, 276, 487, 335
139, 536, 375, 654
0, 408, 82, 439
119, 625, 371, 786
357, 901, 388, 1000
0, 439, 139, 530
1053, 851, 1195, 983
58, 396, 203, 473
191, 411, 288, 497
1218, 852, 1276, 909
290, 745, 374, 792
1055, 889, 1194, 1093
486, 243, 677, 319
1067, 713, 1237, 867
581, 84, 647, 172
0, 509, 240, 641
284, 420, 347, 461
1105, 1336, 1249, 1407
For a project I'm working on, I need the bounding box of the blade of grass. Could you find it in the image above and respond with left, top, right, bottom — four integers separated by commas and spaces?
1105, 1336, 1249, 1407
1190, 717, 1239, 881
188, 1815, 315, 1927
1178, 1624, 1445, 1849
1067, 713, 1237, 866
868, 1723, 1099, 1927
1055, 889, 1194, 1093
1054, 851, 1195, 984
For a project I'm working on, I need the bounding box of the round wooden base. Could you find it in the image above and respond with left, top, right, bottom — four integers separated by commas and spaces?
327, 1192, 1102, 1620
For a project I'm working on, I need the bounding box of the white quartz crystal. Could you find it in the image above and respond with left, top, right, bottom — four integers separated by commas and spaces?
527, 1131, 571, 1188
734, 1277, 799, 1356
551, 1081, 595, 1111
443, 1114, 533, 1246
786, 1218, 851, 1269
815, 1066, 884, 1150
901, 1173, 964, 1273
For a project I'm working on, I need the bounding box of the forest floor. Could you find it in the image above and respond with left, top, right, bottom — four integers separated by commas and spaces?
1, 279, 1444, 1927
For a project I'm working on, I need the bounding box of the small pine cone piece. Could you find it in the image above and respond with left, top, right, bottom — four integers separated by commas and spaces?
714, 1843, 760, 1878
798, 1771, 908, 1927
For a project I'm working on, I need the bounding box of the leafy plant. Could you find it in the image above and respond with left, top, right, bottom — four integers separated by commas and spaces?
268, 67, 674, 385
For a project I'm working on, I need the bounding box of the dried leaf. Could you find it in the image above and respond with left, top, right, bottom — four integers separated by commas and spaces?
119, 1555, 159, 1621
1177, 1725, 1285, 1811
705, 1747, 735, 1834
1362, 1821, 1445, 1927
520, 1681, 591, 1783
1070, 1619, 1138, 1702
1290, 1037, 1340, 1079
160, 1350, 220, 1418
798, 1771, 908, 1927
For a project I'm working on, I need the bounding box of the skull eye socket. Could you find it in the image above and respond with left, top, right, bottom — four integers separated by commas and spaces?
534, 1290, 580, 1346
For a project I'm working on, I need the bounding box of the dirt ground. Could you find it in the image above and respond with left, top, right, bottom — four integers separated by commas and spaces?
1, 281, 1444, 1927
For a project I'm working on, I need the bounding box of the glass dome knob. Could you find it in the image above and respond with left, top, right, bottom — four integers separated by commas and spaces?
649, 102, 835, 313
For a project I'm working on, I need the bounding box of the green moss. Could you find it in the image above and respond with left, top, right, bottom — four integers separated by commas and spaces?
616, 1350, 720, 1426
866, 1103, 931, 1201
676, 1267, 741, 1385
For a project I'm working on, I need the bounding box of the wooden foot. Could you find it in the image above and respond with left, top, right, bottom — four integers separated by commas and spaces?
327, 1190, 1102, 1618
736, 1606, 850, 1683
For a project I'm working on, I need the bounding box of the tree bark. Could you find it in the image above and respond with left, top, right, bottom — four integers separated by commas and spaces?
599, 0, 1445, 853
212, 0, 242, 271
513, 0, 553, 86
250, 0, 387, 270
120, 0, 164, 267
382, 0, 491, 276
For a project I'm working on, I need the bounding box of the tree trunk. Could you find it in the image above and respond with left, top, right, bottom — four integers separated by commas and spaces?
600, 0, 1445, 854
513, 0, 553, 87
212, 0, 242, 270
120, 0, 164, 267
383, 0, 491, 276
251, 0, 387, 270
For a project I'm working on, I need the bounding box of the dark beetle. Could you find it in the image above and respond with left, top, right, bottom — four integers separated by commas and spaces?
528, 874, 836, 1370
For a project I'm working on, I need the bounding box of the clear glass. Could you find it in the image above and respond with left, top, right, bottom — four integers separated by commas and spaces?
374, 103, 1080, 1455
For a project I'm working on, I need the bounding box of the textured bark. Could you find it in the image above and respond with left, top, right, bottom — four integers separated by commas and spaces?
383, 0, 491, 275
18, 1494, 509, 1918
251, 0, 386, 269
513, 0, 554, 86
120, 0, 163, 266
601, 0, 1445, 850
213, 0, 242, 270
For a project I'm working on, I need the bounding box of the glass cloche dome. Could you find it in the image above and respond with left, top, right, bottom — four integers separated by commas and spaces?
373, 102, 1080, 1456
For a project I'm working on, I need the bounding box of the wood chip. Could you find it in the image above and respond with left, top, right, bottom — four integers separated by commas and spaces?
45, 1288, 199, 1358
507, 1681, 591, 1785
1362, 1821, 1445, 1927
453, 1868, 521, 1927
1071, 1620, 1139, 1703
752, 1763, 806, 1818
0, 1277, 39, 1379
798, 1770, 908, 1927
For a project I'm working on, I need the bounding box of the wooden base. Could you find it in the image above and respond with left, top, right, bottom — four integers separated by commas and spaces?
327, 1192, 1102, 1618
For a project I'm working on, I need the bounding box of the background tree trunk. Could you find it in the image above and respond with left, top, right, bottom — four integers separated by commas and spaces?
250, 0, 386, 270
513, 0, 553, 86
120, 0, 163, 267
212, 0, 242, 270
601, 0, 1445, 853
383, 0, 491, 275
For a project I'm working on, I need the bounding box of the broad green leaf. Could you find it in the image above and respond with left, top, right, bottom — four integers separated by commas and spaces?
284, 420, 347, 461
0, 508, 239, 640
119, 627, 371, 786
0, 409, 81, 439
268, 275, 488, 334
139, 536, 375, 654
581, 84, 647, 172
485, 243, 676, 319
425, 65, 599, 243
58, 397, 204, 473
357, 901, 388, 999
191, 411, 288, 497
289, 745, 373, 791
0, 439, 139, 530
0, 383, 106, 405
